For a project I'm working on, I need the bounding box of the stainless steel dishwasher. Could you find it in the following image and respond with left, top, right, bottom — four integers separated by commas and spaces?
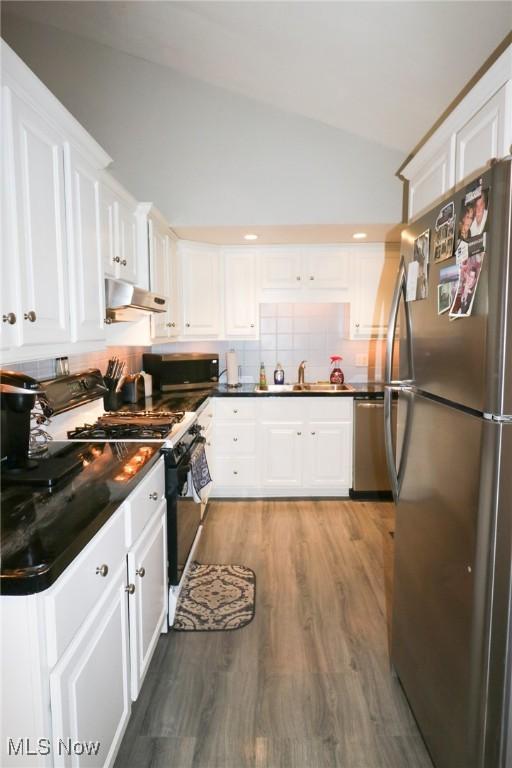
350, 395, 397, 499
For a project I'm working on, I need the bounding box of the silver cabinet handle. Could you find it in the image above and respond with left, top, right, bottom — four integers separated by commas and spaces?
233, 437, 238, 442
207, 441, 211, 446
24, 311, 36, 322
355, 323, 360, 328
186, 322, 191, 327
296, 276, 301, 281
309, 276, 314, 281
3, 313, 16, 324
297, 431, 302, 436
250, 323, 255, 328
136, 567, 145, 578
96, 564, 109, 577
149, 492, 158, 500
125, 583, 135, 594
233, 409, 238, 414
121, 259, 127, 266
233, 470, 238, 475
113, 256, 121, 263
311, 431, 316, 435
167, 322, 176, 327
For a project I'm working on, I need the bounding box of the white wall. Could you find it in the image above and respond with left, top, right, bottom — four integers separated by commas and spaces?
1, 14, 403, 228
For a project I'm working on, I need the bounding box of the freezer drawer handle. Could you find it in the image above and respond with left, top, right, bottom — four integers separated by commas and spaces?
384, 386, 399, 502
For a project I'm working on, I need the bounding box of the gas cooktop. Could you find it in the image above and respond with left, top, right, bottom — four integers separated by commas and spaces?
67, 410, 186, 441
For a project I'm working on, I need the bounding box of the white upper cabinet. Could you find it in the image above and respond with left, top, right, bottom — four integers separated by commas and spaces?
7, 85, 71, 347
407, 137, 456, 222
455, 83, 512, 183
101, 174, 139, 285
224, 248, 259, 338
143, 208, 181, 341
260, 246, 349, 293
1, 41, 112, 363
348, 245, 400, 340
402, 45, 512, 221
64, 145, 105, 342
260, 250, 303, 289
179, 241, 221, 336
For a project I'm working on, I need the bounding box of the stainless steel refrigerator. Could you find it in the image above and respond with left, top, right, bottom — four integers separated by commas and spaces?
384, 157, 512, 768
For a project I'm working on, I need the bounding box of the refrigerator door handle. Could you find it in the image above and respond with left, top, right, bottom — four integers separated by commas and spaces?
385, 255, 414, 386
384, 385, 399, 501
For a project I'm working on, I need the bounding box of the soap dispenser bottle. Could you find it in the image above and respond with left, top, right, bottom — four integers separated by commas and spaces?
259, 363, 268, 389
274, 362, 285, 385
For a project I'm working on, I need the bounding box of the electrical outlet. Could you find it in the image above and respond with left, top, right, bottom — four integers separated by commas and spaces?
356, 354, 368, 367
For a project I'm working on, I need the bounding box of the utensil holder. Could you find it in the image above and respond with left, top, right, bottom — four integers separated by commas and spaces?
103, 390, 123, 412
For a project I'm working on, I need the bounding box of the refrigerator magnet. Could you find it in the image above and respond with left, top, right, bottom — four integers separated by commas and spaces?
433, 202, 455, 263
449, 252, 485, 319
411, 229, 430, 300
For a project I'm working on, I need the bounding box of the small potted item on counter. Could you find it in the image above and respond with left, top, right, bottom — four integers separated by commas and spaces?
329, 355, 345, 384
274, 362, 285, 385
259, 362, 268, 390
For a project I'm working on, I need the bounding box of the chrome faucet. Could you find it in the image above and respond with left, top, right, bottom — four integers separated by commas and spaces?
297, 360, 307, 385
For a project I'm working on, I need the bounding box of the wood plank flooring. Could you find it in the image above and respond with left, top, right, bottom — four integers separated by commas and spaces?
114, 499, 433, 768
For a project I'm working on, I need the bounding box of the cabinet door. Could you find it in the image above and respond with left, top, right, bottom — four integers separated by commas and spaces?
408, 137, 455, 221
127, 507, 167, 700
65, 146, 105, 342
455, 84, 510, 183
260, 422, 303, 488
224, 249, 258, 337
304, 247, 349, 289
1, 87, 20, 351
50, 564, 131, 768
98, 181, 117, 279
260, 250, 303, 290
305, 421, 352, 490
116, 199, 138, 285
350, 249, 400, 339
149, 221, 170, 339
9, 88, 70, 346
180, 244, 220, 336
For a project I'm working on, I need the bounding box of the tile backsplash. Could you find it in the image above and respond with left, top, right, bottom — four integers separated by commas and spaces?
154, 303, 386, 384
6, 346, 150, 381
6, 304, 387, 385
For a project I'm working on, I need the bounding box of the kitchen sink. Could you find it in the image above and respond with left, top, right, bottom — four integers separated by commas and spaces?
254, 383, 355, 393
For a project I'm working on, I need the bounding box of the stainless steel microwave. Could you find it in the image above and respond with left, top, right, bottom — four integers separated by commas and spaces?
142, 353, 219, 391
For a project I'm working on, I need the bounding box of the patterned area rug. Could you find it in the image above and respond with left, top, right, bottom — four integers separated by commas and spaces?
173, 562, 256, 631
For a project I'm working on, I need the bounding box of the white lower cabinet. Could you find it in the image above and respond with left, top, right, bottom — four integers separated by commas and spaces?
0, 459, 168, 768
260, 423, 303, 489
127, 507, 167, 701
211, 397, 353, 497
49, 564, 131, 768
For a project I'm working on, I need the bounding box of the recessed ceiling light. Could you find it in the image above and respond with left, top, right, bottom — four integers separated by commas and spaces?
352, 232, 367, 240
244, 233, 258, 241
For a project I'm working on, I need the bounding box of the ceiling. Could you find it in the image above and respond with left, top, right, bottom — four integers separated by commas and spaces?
173, 223, 404, 245
3, 1, 511, 154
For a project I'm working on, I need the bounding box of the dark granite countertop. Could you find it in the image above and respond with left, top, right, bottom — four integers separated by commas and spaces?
1, 441, 164, 596
119, 383, 386, 412
209, 383, 386, 399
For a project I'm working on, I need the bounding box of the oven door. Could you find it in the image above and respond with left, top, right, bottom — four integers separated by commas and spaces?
166, 457, 202, 586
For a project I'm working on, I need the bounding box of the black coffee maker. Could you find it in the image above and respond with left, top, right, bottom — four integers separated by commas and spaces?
0, 370, 43, 471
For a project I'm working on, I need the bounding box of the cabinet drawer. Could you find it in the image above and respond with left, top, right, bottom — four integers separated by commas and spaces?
125, 457, 165, 547
215, 397, 257, 420
45, 507, 127, 667
214, 455, 258, 487
259, 398, 302, 422
307, 397, 353, 421
197, 400, 214, 432
214, 423, 256, 455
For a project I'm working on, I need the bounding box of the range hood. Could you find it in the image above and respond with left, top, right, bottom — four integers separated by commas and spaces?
105, 279, 167, 323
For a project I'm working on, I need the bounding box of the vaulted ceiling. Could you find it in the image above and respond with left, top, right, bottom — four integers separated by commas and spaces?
3, 1, 511, 154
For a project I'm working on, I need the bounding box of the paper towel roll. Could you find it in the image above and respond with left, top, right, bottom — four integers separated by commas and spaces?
226, 350, 239, 387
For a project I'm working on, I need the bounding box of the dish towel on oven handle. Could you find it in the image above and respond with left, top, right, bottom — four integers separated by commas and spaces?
190, 438, 213, 503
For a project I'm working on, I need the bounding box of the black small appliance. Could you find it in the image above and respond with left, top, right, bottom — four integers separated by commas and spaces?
0, 370, 43, 471
142, 353, 219, 392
